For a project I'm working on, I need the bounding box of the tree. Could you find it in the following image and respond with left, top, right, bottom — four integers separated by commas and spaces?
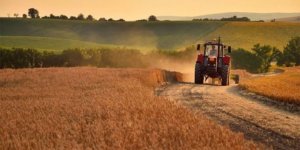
277, 36, 300, 66
42, 51, 64, 67
230, 48, 262, 73
98, 17, 107, 21
118, 18, 125, 22
77, 14, 84, 20
22, 14, 27, 18
108, 18, 114, 21
0, 48, 12, 68
220, 16, 250, 21
69, 16, 77, 20
61, 49, 84, 66
60, 15, 68, 20
286, 37, 300, 66
84, 49, 102, 66
28, 8, 39, 18
49, 14, 56, 19
148, 15, 158, 21
41, 16, 49, 19
86, 15, 94, 21
251, 44, 279, 72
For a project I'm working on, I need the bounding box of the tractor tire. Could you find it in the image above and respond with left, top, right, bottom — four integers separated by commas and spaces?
195, 63, 204, 84
221, 65, 230, 86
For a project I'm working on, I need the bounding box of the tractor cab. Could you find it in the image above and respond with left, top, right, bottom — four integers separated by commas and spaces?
205, 45, 218, 57
195, 37, 232, 86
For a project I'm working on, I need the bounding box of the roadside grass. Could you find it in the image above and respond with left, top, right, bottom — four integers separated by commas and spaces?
0, 67, 258, 149
240, 67, 300, 105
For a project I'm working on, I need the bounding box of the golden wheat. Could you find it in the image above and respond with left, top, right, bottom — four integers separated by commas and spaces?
240, 67, 300, 105
0, 67, 257, 149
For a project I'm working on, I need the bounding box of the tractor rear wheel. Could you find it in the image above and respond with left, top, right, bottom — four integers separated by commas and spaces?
221, 65, 230, 86
195, 63, 204, 84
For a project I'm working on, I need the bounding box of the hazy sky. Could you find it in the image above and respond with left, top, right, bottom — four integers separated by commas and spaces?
1, 0, 300, 20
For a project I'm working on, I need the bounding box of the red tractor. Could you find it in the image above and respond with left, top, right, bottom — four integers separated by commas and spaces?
195, 37, 232, 86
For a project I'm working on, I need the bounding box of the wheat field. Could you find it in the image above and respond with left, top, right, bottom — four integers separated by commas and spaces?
0, 67, 258, 149
240, 67, 300, 105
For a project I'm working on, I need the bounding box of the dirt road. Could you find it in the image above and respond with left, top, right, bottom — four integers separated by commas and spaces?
156, 82, 300, 150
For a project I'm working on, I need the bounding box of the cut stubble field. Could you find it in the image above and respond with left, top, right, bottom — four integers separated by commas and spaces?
0, 67, 258, 149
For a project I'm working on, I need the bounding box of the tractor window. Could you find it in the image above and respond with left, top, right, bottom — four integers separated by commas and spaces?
205, 45, 218, 57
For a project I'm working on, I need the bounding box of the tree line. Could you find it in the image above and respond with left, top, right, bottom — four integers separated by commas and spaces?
17, 8, 159, 22
0, 37, 299, 72
0, 45, 197, 69
230, 36, 300, 73
0, 48, 151, 69
15, 8, 262, 22
192, 16, 252, 22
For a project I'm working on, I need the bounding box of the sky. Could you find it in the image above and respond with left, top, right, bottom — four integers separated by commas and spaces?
1, 0, 300, 20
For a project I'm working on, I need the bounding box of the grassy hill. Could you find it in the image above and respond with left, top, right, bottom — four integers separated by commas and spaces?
277, 16, 300, 22
158, 12, 300, 21
0, 18, 224, 51
0, 36, 118, 52
202, 22, 300, 50
0, 18, 300, 51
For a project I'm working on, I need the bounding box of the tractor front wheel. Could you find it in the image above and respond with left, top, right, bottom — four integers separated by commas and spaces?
195, 63, 204, 84
221, 65, 230, 86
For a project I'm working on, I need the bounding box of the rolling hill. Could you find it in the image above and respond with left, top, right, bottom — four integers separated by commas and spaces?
201, 22, 300, 50
0, 18, 300, 51
158, 12, 300, 21
0, 36, 118, 51
0, 18, 225, 51
277, 16, 300, 22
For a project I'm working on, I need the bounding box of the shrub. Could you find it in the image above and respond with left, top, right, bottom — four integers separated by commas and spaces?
230, 48, 261, 73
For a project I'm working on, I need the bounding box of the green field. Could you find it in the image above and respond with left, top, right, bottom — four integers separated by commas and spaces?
0, 36, 119, 51
203, 22, 300, 50
0, 18, 300, 51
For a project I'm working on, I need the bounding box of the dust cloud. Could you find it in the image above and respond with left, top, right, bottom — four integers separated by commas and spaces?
149, 58, 195, 83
